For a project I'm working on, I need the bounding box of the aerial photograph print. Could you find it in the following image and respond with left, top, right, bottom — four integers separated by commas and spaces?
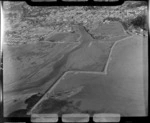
2, 0, 148, 121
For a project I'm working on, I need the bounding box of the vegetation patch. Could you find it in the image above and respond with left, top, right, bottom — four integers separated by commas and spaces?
104, 14, 148, 32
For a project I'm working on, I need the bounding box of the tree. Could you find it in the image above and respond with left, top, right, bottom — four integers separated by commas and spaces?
130, 14, 148, 30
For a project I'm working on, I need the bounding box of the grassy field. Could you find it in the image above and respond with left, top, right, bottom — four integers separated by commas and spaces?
3, 22, 147, 117
90, 21, 126, 38
31, 35, 147, 116
3, 34, 79, 116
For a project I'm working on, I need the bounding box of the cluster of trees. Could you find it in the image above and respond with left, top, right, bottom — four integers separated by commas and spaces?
130, 14, 148, 31
103, 13, 148, 32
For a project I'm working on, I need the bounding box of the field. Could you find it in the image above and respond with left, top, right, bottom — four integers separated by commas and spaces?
31, 35, 148, 116
3, 21, 147, 117
3, 31, 80, 116
89, 21, 127, 38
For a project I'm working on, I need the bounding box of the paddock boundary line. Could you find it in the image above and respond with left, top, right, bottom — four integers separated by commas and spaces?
68, 34, 134, 75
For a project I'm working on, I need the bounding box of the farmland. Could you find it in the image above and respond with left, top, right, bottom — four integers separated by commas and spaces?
2, 1, 148, 117
30, 35, 147, 116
